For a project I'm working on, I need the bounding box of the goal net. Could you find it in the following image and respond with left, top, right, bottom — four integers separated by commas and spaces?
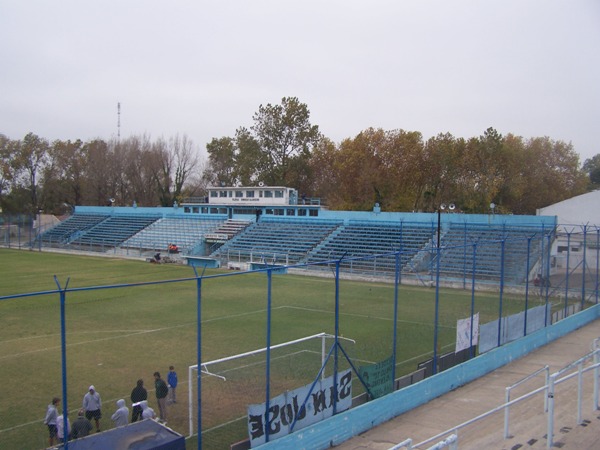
187, 332, 355, 447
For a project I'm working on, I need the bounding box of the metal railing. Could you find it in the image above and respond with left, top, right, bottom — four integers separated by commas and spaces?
388, 341, 600, 450
504, 365, 549, 438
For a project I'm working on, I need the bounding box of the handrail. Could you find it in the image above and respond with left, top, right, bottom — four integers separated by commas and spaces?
389, 340, 600, 450
426, 434, 457, 450
547, 360, 600, 447
388, 438, 413, 450
504, 365, 549, 438
409, 384, 548, 449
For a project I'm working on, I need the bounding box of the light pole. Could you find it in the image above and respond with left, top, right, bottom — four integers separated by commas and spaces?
36, 208, 43, 251
436, 204, 455, 247
433, 203, 455, 374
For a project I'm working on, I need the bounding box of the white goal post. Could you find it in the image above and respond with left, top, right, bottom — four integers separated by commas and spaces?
187, 332, 355, 438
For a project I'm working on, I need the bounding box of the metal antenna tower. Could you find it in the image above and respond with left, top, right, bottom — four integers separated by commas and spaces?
117, 102, 121, 140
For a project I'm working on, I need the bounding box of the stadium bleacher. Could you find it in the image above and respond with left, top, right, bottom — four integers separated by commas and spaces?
68, 215, 161, 251
38, 213, 109, 247
305, 221, 434, 273
437, 224, 547, 283
34, 207, 554, 285
211, 218, 342, 264
122, 216, 225, 253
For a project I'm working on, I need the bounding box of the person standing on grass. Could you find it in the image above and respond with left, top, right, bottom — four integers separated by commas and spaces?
167, 365, 178, 404
111, 399, 129, 427
43, 397, 60, 447
140, 400, 156, 420
130, 379, 147, 422
56, 412, 71, 443
154, 371, 168, 422
71, 409, 92, 439
83, 385, 102, 432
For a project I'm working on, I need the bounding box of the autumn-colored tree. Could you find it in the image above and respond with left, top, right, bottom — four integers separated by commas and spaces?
83, 139, 113, 206
377, 129, 425, 211
170, 134, 199, 204
40, 139, 86, 214
521, 137, 587, 211
420, 133, 467, 212
329, 129, 386, 210
308, 137, 338, 203
1, 100, 593, 216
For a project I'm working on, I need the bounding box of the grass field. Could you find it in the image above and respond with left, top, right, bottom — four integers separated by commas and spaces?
0, 248, 554, 449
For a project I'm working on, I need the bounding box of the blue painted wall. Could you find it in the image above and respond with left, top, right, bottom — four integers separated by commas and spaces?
258, 304, 600, 449
75, 205, 556, 228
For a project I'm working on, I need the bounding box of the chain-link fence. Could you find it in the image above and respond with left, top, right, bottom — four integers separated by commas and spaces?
0, 225, 598, 449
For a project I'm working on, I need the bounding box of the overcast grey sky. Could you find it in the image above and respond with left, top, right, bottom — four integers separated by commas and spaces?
1, 1, 599, 162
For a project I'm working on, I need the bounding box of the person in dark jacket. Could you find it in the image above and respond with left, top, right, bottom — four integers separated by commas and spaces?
154, 371, 169, 422
71, 409, 92, 439
130, 379, 147, 422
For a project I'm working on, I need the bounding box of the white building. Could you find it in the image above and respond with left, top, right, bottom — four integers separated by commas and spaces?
537, 190, 600, 226
537, 190, 600, 274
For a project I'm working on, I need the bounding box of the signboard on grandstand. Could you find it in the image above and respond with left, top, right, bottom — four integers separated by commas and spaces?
455, 313, 479, 353
247, 369, 352, 447
358, 356, 394, 399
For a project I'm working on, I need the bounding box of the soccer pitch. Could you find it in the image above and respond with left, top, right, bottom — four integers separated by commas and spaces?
0, 248, 548, 449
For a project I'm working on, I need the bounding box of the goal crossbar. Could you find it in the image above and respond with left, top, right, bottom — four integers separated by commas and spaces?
187, 332, 355, 438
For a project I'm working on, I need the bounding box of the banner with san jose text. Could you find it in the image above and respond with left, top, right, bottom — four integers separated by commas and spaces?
247, 369, 352, 447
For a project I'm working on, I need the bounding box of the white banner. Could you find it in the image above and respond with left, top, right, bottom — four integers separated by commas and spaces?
247, 369, 352, 447
455, 313, 479, 353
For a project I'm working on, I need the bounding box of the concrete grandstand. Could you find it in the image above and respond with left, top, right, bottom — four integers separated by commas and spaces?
11, 186, 599, 449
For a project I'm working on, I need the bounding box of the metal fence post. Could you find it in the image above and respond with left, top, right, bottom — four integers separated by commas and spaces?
54, 276, 70, 450
577, 362, 583, 424
547, 374, 556, 448
503, 387, 511, 439
594, 339, 600, 411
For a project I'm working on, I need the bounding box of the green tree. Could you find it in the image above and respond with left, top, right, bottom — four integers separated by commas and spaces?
583, 154, 600, 189
235, 128, 267, 186
205, 136, 237, 186
251, 97, 321, 186
12, 133, 49, 213
0, 134, 17, 208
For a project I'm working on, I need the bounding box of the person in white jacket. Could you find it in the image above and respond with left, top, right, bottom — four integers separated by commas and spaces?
140, 400, 156, 420
82, 385, 102, 432
43, 397, 60, 447
111, 399, 129, 427
56, 413, 71, 443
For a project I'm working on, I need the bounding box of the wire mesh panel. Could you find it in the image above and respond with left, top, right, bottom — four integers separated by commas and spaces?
0, 220, 599, 450
189, 333, 347, 448
0, 291, 61, 450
